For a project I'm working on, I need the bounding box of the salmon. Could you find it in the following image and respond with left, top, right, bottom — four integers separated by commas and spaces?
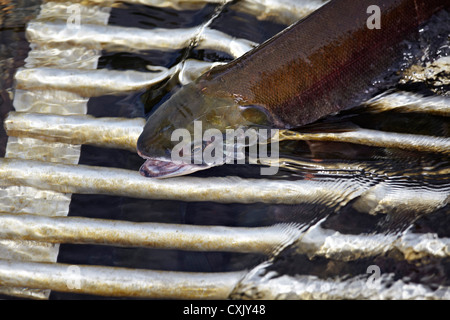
137, 0, 447, 178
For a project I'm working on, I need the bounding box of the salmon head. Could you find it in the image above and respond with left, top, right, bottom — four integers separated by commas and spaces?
136, 81, 276, 178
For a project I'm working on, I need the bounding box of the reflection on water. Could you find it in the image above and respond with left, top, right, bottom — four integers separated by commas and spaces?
0, 0, 449, 299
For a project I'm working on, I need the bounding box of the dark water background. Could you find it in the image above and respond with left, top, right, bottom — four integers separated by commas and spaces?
0, 0, 449, 299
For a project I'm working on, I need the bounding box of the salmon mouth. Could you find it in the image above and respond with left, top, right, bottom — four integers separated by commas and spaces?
137, 151, 209, 178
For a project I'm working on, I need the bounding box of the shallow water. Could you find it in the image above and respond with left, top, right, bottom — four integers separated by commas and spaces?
0, 0, 449, 299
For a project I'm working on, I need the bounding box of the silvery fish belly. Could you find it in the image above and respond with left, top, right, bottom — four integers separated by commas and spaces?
0, 0, 449, 301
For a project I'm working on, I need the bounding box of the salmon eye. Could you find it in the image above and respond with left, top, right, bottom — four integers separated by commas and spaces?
190, 141, 208, 153
191, 145, 201, 154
